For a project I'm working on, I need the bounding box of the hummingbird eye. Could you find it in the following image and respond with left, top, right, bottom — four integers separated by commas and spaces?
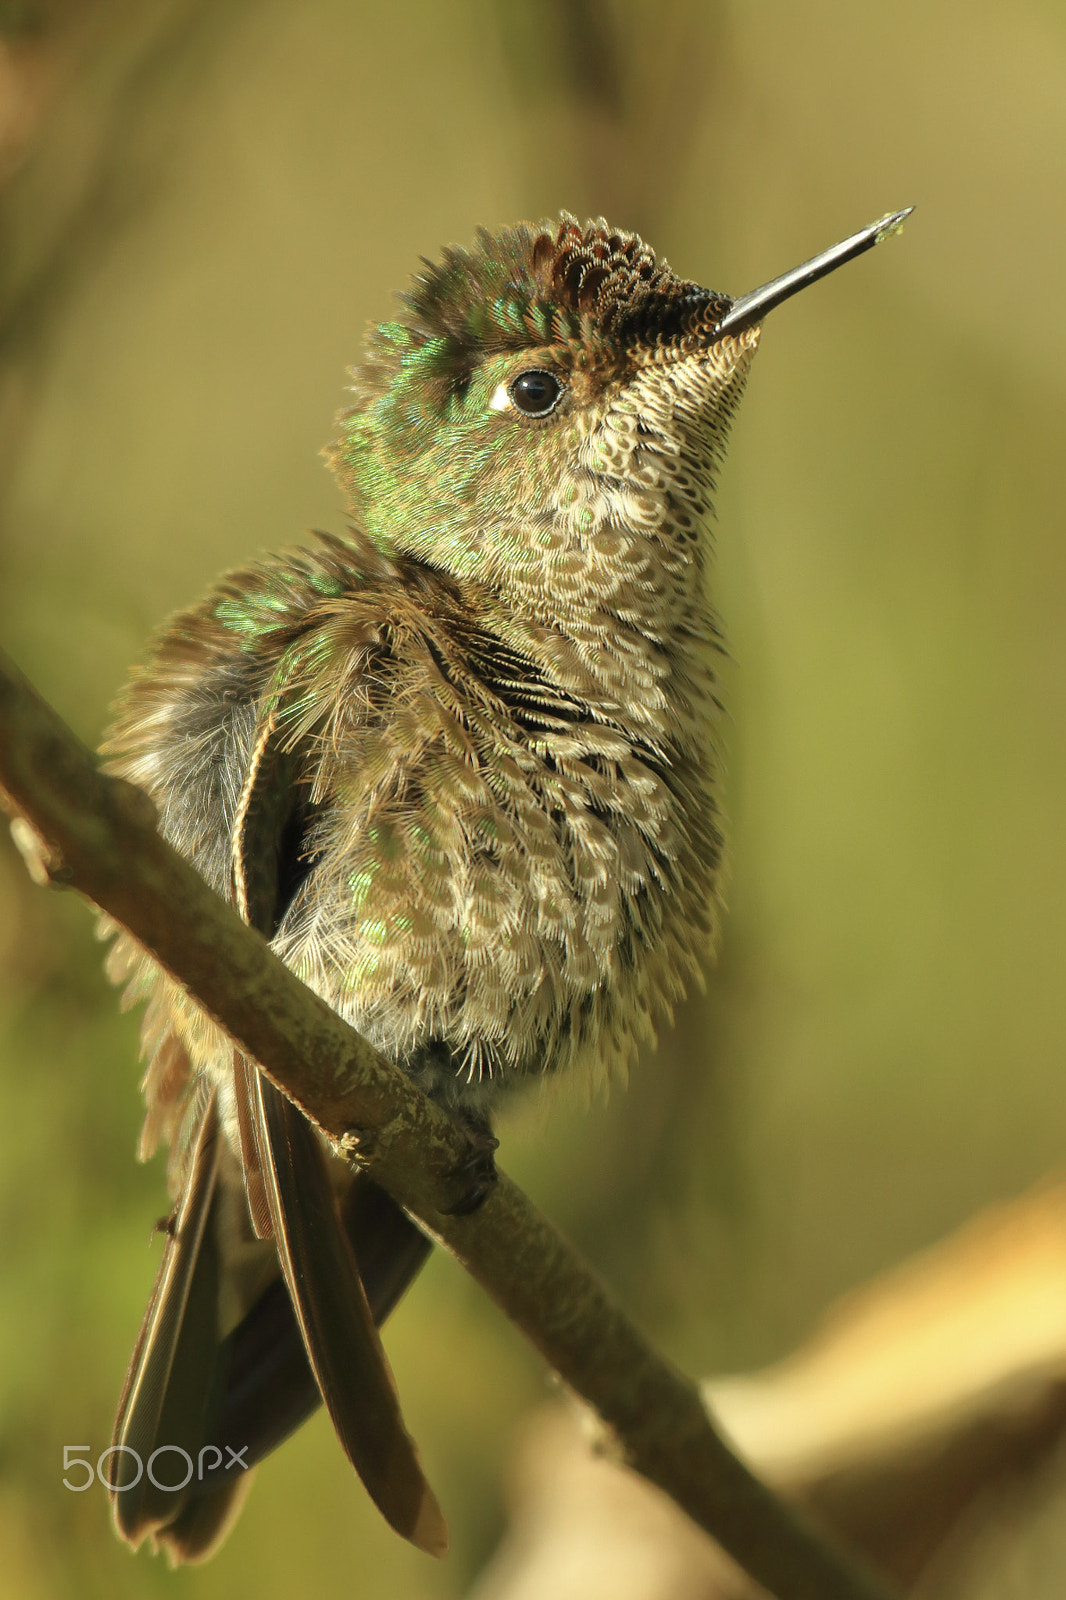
507, 369, 563, 418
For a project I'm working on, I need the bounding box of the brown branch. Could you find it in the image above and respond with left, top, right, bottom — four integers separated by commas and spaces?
0, 645, 899, 1600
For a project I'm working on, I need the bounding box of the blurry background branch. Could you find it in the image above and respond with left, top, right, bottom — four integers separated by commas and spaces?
0, 0, 252, 500
0, 0, 248, 356
471, 1183, 1066, 1599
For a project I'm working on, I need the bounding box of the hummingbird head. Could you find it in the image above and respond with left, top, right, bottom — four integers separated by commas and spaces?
327, 209, 910, 638
327, 216, 759, 632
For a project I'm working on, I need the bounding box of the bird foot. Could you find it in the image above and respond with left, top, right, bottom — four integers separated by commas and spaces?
439, 1119, 498, 1216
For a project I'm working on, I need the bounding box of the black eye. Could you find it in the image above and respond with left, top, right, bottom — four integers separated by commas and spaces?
509, 369, 563, 417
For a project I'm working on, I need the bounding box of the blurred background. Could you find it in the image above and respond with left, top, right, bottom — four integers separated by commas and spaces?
2, 1, 1066, 1595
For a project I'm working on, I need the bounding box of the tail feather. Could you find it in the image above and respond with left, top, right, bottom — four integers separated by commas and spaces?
148, 1461, 255, 1566
247, 1068, 447, 1555
110, 1087, 250, 1558
110, 1079, 437, 1561
197, 1174, 433, 1486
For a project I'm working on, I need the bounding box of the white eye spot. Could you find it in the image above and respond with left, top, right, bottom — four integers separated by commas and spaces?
489, 383, 512, 413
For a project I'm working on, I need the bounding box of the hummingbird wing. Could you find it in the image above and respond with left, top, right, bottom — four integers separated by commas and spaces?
110, 700, 442, 1561
190, 1169, 432, 1493
241, 1065, 445, 1552
229, 705, 447, 1554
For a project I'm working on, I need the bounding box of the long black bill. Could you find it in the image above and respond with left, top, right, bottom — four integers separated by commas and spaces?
714, 207, 913, 340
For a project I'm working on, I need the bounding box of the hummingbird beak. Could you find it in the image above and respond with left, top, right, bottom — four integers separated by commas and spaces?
712, 207, 914, 341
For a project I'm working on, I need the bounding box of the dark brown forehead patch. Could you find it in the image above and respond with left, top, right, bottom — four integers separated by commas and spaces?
402, 215, 709, 356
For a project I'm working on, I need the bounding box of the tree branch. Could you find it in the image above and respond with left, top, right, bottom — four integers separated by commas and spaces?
0, 646, 899, 1600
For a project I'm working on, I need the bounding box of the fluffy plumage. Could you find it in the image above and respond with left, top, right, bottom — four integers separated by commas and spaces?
102, 214, 759, 1561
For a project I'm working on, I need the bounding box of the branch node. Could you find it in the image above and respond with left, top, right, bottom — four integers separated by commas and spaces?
337, 1114, 402, 1169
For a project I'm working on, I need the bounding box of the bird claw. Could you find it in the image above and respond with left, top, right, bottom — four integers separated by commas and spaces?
439, 1124, 499, 1216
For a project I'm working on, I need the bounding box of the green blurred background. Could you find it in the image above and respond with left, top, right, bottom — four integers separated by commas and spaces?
2, 1, 1065, 1594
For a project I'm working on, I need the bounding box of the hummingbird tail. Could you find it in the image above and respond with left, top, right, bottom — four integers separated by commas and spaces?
109, 1074, 438, 1563
244, 1067, 448, 1555
109, 1086, 254, 1562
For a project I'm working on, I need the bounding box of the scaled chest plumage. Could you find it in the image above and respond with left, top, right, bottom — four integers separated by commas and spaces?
107, 513, 724, 1121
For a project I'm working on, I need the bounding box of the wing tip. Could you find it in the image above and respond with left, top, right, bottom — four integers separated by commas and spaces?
409, 1485, 450, 1557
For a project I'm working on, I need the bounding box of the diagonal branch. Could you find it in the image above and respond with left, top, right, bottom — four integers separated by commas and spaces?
0, 646, 899, 1600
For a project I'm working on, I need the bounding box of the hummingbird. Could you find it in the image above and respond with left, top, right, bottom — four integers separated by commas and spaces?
100, 208, 910, 1564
